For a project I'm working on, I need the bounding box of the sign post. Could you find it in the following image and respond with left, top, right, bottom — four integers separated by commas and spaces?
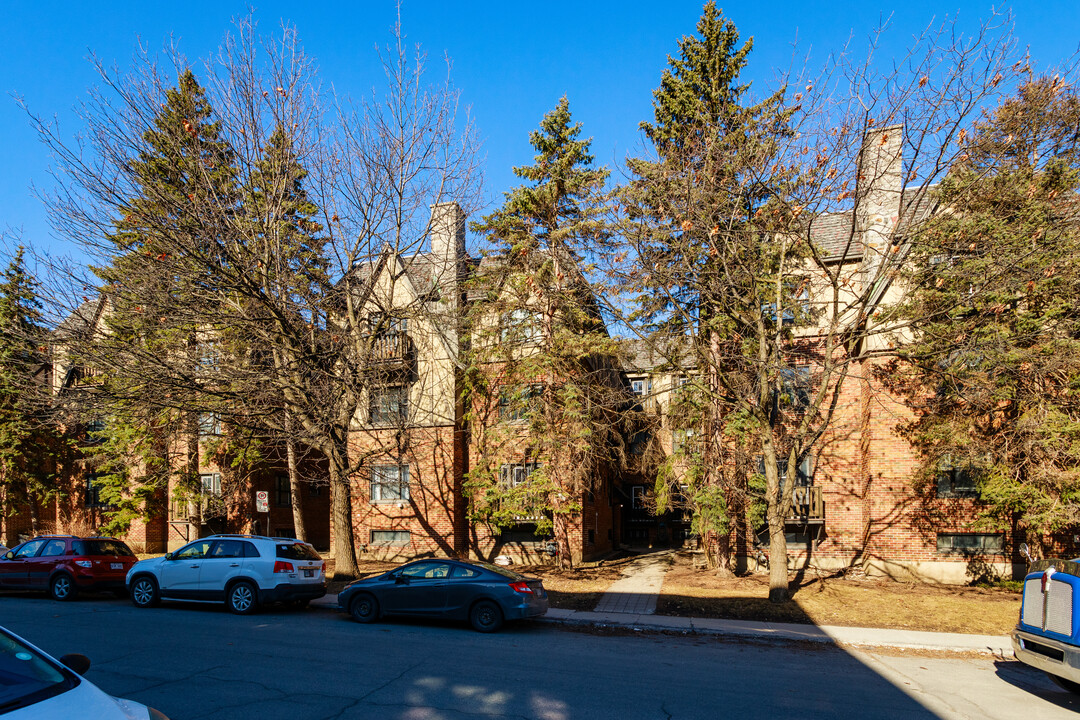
255, 491, 269, 535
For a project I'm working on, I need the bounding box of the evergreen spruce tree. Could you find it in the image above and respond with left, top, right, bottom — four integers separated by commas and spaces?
0, 247, 58, 539
623, 2, 806, 598
467, 97, 623, 567
89, 69, 240, 534
237, 124, 329, 541
889, 77, 1080, 550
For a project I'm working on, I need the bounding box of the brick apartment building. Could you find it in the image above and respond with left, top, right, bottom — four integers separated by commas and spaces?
2, 129, 1032, 582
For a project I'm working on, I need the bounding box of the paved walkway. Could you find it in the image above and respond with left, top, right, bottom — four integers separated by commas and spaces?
591, 550, 674, 615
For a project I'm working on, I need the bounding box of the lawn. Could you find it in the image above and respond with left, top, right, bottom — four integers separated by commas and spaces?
324, 551, 1022, 636
655, 552, 1020, 635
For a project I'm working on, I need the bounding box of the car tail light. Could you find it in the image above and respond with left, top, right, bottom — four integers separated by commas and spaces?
509, 581, 533, 594
73, 558, 92, 569
274, 561, 294, 573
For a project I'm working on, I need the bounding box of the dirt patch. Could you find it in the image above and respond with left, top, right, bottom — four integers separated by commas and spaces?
516, 563, 627, 612
657, 552, 1021, 635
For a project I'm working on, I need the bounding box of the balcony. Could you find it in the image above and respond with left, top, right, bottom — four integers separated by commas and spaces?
365, 331, 415, 370
788, 485, 824, 523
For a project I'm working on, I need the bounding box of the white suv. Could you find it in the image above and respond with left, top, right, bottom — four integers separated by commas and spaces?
126, 535, 325, 614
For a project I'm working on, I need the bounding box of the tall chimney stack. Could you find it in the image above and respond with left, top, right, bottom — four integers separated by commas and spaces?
430, 202, 466, 274
855, 125, 903, 287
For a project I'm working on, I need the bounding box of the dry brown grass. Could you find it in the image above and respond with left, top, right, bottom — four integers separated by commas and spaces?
656, 553, 1020, 635
517, 563, 627, 611
325, 559, 399, 594
323, 552, 1021, 635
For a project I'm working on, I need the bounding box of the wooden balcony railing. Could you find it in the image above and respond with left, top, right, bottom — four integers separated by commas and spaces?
789, 485, 824, 522
366, 331, 415, 367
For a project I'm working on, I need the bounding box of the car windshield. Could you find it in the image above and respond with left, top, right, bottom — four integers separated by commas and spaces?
276, 543, 321, 561
0, 629, 74, 714
72, 540, 135, 557
473, 562, 524, 580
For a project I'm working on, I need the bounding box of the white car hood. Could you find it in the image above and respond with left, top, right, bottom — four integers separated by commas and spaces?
6, 675, 150, 720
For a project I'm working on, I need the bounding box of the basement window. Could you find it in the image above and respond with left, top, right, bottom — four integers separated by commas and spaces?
370, 530, 410, 547
936, 533, 1003, 555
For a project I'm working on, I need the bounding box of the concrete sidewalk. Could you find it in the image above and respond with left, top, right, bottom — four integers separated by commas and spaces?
312, 593, 1012, 654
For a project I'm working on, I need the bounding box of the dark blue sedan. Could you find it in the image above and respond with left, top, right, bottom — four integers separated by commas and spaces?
337, 559, 548, 632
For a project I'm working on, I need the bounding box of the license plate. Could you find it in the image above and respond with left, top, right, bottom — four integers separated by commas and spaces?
303, 568, 315, 578
110, 563, 123, 570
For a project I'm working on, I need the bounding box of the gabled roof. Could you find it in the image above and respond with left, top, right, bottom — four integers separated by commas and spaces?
53, 296, 107, 340
807, 187, 940, 262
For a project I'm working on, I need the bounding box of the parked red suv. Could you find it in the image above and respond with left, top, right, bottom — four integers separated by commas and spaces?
0, 535, 138, 600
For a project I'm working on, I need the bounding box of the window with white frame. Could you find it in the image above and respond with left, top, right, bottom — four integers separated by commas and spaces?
937, 533, 1003, 555
370, 464, 410, 502
200, 473, 222, 496
198, 413, 221, 438
499, 384, 542, 422
780, 365, 811, 410
501, 309, 541, 343
631, 485, 645, 509
500, 463, 540, 486
368, 312, 408, 334
630, 378, 652, 396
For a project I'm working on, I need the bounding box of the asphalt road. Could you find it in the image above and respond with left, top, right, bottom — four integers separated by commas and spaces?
2, 593, 1078, 720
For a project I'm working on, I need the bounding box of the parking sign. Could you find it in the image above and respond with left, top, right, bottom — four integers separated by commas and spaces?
255, 491, 269, 512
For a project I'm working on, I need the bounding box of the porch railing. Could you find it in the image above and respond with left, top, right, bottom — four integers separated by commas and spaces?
789, 485, 824, 522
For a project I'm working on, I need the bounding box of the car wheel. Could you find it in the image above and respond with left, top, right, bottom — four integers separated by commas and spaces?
469, 600, 503, 633
130, 576, 160, 608
349, 593, 379, 623
49, 574, 77, 602
227, 581, 259, 615
1048, 672, 1080, 694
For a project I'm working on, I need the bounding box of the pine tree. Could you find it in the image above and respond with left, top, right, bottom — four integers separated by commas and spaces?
467, 97, 624, 567
889, 77, 1080, 549
238, 124, 328, 541
0, 247, 58, 539
622, 3, 807, 598
88, 69, 240, 534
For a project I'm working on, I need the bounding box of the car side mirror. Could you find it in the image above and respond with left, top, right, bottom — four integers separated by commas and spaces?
2, 552, 12, 561
395, 575, 409, 585
164, 552, 174, 561
60, 654, 91, 675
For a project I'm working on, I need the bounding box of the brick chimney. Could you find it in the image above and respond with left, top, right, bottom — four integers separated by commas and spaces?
855, 125, 903, 288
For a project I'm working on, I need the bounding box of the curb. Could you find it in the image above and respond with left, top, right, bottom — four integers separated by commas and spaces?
313, 594, 1011, 654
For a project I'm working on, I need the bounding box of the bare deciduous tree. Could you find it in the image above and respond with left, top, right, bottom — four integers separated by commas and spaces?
26, 13, 480, 577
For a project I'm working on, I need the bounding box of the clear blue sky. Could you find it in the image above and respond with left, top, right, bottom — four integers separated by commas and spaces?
2, 1, 1077, 264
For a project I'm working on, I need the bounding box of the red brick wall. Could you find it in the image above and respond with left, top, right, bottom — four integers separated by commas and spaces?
348, 425, 463, 560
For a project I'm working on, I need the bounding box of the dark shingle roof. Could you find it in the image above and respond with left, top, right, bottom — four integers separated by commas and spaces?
807, 187, 940, 262
54, 296, 106, 340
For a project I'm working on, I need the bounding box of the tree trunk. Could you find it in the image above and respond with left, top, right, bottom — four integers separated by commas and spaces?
553, 510, 573, 569
767, 508, 790, 602
27, 488, 39, 536
763, 444, 790, 602
714, 531, 734, 578
285, 415, 306, 542
327, 442, 359, 579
